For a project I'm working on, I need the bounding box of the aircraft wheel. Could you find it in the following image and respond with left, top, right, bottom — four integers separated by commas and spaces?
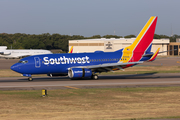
94, 75, 98, 80
92, 74, 98, 80
28, 77, 33, 81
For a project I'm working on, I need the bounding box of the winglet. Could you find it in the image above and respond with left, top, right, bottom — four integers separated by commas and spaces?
69, 46, 73, 53
147, 48, 160, 62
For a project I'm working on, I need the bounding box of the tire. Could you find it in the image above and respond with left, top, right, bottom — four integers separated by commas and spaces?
28, 77, 33, 81
91, 74, 98, 80
94, 75, 98, 80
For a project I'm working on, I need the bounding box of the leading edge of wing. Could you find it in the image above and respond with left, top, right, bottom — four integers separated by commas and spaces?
69, 61, 143, 69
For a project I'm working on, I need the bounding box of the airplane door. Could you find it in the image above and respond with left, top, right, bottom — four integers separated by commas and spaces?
34, 57, 41, 68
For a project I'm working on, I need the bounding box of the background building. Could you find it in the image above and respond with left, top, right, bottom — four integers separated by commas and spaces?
69, 38, 169, 56
168, 42, 180, 56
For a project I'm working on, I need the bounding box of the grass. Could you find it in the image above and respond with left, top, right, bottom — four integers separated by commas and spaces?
1, 87, 180, 120
1, 65, 180, 77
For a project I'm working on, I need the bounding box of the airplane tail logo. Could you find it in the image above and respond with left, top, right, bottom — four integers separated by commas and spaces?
69, 46, 73, 53
121, 16, 158, 63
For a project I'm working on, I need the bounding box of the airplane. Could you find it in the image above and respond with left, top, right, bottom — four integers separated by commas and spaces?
11, 16, 159, 81
0, 46, 52, 58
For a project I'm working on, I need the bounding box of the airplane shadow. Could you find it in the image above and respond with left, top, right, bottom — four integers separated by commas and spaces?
12, 72, 180, 82
98, 72, 180, 80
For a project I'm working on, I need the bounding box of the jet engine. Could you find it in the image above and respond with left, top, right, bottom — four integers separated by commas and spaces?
68, 68, 92, 79
0, 51, 11, 55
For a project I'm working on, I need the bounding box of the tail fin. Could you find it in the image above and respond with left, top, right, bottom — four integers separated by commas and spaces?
145, 43, 152, 53
121, 16, 158, 63
69, 46, 73, 53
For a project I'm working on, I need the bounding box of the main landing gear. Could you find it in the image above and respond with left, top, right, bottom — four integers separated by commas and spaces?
91, 74, 99, 80
28, 77, 33, 81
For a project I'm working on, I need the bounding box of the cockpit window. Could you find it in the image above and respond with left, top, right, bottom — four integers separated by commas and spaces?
18, 60, 28, 64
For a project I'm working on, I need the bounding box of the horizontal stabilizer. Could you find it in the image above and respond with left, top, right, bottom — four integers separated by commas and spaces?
143, 49, 178, 57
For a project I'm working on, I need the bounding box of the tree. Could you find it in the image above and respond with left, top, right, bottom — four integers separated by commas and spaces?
0, 33, 178, 52
169, 34, 180, 42
124, 34, 136, 38
102, 35, 122, 38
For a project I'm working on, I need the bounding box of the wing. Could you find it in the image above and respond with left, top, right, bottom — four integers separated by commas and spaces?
69, 61, 143, 73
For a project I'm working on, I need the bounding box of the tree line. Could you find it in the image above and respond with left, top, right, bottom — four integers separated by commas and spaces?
0, 33, 179, 52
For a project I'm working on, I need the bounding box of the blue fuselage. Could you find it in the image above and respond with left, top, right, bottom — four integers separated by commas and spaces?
11, 49, 152, 75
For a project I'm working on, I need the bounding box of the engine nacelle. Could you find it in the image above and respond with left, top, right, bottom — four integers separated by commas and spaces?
68, 68, 92, 79
0, 51, 11, 55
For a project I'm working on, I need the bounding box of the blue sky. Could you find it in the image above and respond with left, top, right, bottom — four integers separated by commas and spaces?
0, 0, 179, 37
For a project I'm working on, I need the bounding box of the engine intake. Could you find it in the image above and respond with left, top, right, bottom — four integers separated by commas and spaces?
68, 68, 92, 78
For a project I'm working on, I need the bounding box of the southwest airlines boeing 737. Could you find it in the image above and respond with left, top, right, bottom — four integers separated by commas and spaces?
11, 16, 159, 81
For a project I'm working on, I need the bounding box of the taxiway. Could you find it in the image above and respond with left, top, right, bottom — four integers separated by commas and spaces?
0, 73, 180, 90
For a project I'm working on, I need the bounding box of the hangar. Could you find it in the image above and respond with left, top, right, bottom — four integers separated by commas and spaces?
69, 38, 169, 56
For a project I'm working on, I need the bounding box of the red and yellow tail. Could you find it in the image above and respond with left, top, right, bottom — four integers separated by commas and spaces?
69, 46, 73, 53
120, 16, 158, 63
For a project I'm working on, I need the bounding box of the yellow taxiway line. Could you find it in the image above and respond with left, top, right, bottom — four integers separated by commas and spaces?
64, 86, 79, 89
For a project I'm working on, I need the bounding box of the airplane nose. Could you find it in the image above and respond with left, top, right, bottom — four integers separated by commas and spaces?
11, 64, 19, 72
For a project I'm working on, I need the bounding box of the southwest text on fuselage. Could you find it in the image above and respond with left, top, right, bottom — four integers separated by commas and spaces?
43, 56, 90, 65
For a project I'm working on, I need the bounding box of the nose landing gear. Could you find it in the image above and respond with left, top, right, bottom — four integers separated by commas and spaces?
22, 74, 33, 81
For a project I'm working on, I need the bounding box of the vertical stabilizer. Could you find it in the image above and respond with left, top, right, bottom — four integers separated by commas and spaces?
120, 16, 158, 63
69, 46, 73, 53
